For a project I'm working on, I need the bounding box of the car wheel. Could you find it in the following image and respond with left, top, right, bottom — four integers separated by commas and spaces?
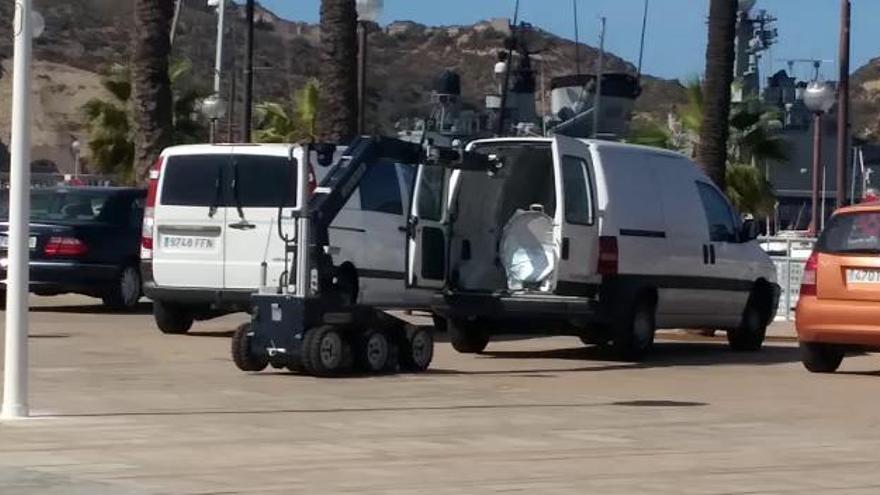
302, 325, 353, 377
800, 342, 845, 373
612, 295, 657, 361
153, 300, 194, 334
727, 302, 767, 352
231, 323, 269, 372
102, 265, 142, 311
447, 318, 490, 354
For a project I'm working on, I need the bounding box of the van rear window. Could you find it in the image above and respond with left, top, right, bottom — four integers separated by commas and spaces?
161, 155, 225, 206
817, 212, 880, 254
161, 154, 297, 207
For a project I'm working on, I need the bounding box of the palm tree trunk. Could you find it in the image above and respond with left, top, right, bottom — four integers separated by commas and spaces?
697, 0, 738, 190
132, 0, 175, 184
317, 0, 358, 144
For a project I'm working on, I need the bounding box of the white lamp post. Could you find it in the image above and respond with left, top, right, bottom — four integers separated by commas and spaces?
207, 0, 226, 96
70, 138, 81, 178
356, 0, 383, 135
201, 93, 228, 144
2, 4, 42, 420
803, 81, 836, 235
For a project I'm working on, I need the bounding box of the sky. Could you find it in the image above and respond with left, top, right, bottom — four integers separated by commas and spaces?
257, 0, 880, 82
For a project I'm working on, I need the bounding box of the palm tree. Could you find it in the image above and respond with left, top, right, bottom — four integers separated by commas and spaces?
317, 0, 358, 144
697, 0, 738, 190
132, 0, 175, 184
255, 79, 321, 143
83, 60, 208, 182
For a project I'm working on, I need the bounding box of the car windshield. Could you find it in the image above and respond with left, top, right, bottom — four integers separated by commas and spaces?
0, 189, 114, 223
817, 211, 880, 254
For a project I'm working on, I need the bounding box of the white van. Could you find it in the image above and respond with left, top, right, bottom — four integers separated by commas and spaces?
411, 136, 780, 358
142, 144, 423, 334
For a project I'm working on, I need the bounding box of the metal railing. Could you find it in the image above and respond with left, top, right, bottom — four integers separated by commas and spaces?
0, 173, 116, 188
759, 235, 817, 321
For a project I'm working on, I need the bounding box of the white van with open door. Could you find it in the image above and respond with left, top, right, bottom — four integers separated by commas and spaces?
412, 136, 780, 359
143, 144, 423, 334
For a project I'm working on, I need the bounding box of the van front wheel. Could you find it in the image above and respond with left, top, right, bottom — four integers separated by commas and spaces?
727, 303, 766, 352
448, 318, 490, 354
153, 300, 194, 334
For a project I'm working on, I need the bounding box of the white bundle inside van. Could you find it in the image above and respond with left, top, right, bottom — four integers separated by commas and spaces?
500, 207, 557, 291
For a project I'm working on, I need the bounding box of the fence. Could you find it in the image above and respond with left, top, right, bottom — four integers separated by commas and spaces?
0, 173, 115, 188
759, 235, 816, 321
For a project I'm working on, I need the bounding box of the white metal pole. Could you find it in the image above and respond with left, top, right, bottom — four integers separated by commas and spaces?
2, 0, 33, 420
592, 17, 606, 138
214, 0, 225, 95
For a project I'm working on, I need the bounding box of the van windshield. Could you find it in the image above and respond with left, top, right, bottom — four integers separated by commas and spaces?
161, 154, 297, 207
817, 211, 880, 254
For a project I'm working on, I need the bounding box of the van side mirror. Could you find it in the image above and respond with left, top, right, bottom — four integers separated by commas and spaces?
740, 219, 759, 242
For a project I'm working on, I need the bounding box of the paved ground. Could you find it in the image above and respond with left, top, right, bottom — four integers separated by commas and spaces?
1, 295, 879, 494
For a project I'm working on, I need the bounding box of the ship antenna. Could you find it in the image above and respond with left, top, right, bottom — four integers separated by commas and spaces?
495, 0, 521, 136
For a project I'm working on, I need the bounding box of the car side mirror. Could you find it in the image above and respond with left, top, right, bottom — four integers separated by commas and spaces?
740, 219, 759, 242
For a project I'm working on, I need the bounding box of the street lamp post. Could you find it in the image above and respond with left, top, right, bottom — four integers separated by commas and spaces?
356, 0, 383, 136
201, 94, 228, 144
70, 138, 81, 178
2, 3, 43, 420
804, 81, 836, 236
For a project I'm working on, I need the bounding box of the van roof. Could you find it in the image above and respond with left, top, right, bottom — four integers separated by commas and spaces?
162, 143, 298, 157
467, 137, 689, 161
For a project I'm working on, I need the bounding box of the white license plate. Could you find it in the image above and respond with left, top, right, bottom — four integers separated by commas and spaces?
0, 236, 37, 249
846, 269, 880, 284
161, 235, 216, 251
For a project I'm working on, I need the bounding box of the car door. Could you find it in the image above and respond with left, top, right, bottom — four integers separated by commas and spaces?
406, 163, 448, 289
152, 152, 229, 289
552, 136, 598, 294
695, 181, 751, 325
223, 149, 301, 291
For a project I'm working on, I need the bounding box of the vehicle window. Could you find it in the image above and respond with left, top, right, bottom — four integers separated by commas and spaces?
817, 212, 880, 254
562, 155, 593, 225
359, 160, 403, 215
696, 182, 738, 243
416, 166, 444, 221
29, 190, 113, 222
232, 155, 297, 208
161, 155, 225, 207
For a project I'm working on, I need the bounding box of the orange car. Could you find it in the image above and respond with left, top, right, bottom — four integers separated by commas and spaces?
796, 202, 880, 373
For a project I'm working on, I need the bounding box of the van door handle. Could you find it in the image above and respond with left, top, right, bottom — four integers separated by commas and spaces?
709, 245, 716, 264
228, 221, 256, 231
561, 238, 570, 260
702, 244, 709, 264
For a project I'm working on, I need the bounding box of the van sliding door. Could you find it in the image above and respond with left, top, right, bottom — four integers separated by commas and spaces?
406, 164, 448, 289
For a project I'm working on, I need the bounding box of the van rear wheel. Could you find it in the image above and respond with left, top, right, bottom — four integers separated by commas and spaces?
800, 342, 844, 373
153, 300, 194, 334
612, 296, 656, 360
447, 318, 490, 354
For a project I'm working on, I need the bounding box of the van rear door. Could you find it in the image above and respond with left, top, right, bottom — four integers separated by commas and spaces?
152, 151, 229, 288
406, 164, 448, 289
223, 148, 301, 290
553, 135, 598, 292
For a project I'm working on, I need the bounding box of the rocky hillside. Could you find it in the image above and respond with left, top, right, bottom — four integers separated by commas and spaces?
852, 57, 880, 140
0, 0, 685, 170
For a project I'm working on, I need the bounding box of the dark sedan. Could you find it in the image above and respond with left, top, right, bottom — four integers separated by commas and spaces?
0, 187, 146, 310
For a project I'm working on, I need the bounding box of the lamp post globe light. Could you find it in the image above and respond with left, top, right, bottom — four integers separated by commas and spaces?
803, 81, 836, 235
356, 0, 383, 135
201, 93, 228, 143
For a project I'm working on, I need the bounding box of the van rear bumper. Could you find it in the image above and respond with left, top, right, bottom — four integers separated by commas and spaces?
143, 281, 253, 311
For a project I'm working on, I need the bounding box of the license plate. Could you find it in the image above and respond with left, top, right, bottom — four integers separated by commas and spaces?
0, 236, 37, 249
846, 268, 880, 284
161, 235, 216, 251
